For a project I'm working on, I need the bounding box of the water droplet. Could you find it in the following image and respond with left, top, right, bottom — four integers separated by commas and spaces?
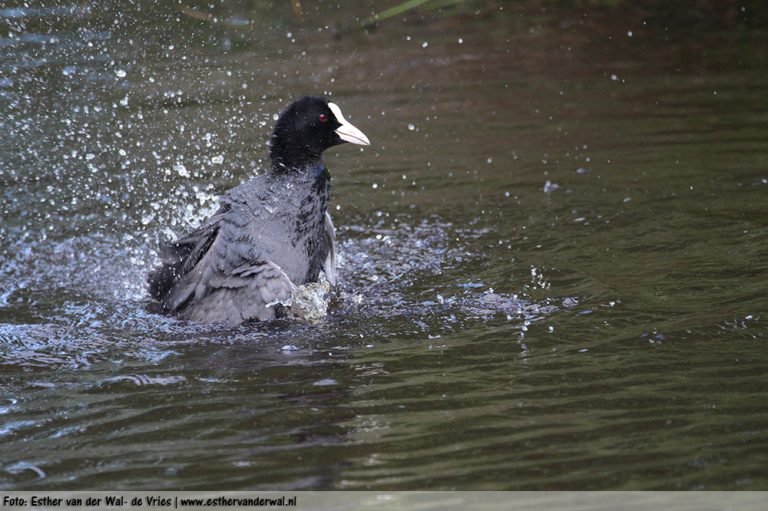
422, 41, 428, 48
543, 180, 560, 194
407, 123, 415, 131
115, 69, 126, 78
174, 164, 190, 177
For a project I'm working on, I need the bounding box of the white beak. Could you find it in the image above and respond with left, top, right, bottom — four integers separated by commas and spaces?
329, 102, 370, 146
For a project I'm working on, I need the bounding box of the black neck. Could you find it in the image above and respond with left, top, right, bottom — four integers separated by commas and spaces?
269, 132, 323, 172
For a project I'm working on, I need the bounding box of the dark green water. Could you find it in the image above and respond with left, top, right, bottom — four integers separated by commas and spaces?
1, 0, 767, 490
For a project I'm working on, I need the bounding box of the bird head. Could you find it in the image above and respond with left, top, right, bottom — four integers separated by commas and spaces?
270, 96, 370, 171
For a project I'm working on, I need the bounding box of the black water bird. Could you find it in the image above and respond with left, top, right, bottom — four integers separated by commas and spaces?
147, 96, 370, 325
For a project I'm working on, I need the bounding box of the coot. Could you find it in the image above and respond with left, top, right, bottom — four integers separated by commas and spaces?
147, 96, 370, 325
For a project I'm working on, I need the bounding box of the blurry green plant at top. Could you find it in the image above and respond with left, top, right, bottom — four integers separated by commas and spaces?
362, 0, 471, 28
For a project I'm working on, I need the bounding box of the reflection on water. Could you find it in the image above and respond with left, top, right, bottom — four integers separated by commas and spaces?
1, 0, 768, 490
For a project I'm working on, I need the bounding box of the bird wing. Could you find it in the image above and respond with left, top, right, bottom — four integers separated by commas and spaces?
322, 211, 337, 286
150, 199, 298, 324
147, 206, 227, 304
182, 259, 297, 325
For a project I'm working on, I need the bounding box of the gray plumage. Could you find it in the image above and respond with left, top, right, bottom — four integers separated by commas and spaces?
147, 96, 368, 326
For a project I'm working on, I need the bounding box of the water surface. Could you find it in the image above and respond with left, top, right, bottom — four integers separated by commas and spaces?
1, 0, 767, 490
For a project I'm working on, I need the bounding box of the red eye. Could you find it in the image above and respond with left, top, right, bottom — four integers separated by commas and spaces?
319, 114, 328, 123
